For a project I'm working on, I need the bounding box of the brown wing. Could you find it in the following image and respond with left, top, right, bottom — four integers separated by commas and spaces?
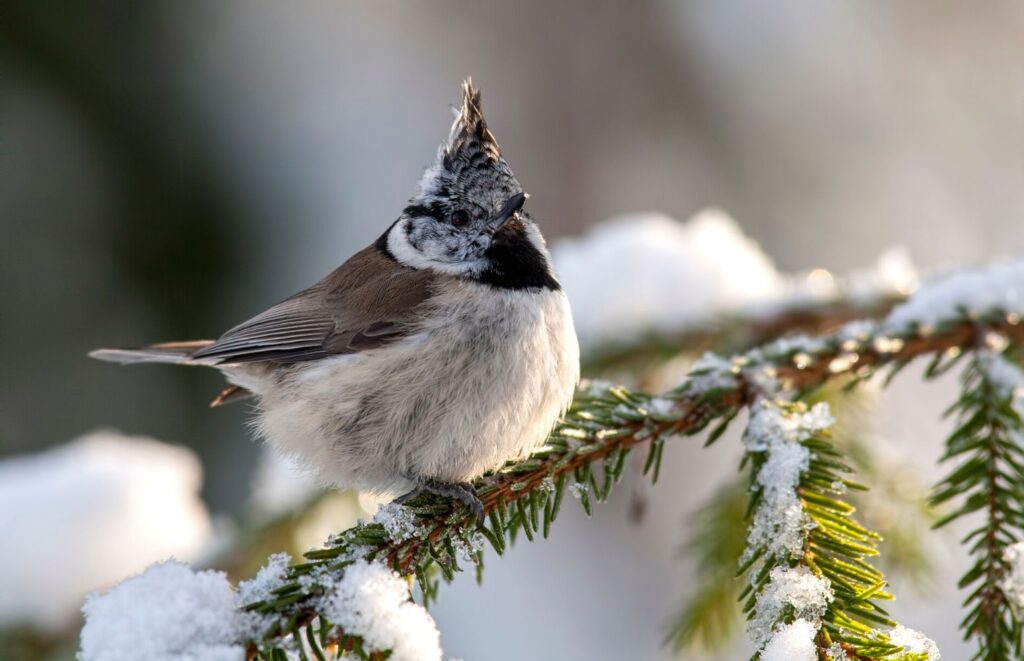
192, 246, 440, 364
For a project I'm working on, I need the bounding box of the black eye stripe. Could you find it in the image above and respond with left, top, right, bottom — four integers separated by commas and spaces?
403, 201, 444, 219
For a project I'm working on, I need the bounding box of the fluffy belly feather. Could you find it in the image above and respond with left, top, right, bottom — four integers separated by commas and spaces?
243, 284, 579, 494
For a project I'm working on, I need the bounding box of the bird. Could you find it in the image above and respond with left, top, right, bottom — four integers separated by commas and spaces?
91, 79, 580, 522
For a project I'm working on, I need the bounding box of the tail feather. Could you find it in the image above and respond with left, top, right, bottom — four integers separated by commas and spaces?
89, 340, 217, 366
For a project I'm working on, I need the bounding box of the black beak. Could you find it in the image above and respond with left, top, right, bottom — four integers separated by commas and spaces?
486, 192, 528, 233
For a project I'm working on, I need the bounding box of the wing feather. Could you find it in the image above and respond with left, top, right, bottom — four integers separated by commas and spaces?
191, 246, 440, 364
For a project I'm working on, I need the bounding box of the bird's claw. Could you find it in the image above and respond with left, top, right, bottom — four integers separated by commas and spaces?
395, 479, 485, 528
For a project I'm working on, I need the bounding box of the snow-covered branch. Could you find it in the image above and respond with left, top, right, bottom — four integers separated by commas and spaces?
77, 260, 1023, 660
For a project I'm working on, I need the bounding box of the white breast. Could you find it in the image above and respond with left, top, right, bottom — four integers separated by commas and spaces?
245, 283, 580, 494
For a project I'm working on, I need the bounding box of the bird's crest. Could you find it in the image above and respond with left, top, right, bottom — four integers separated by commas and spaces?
445, 78, 501, 162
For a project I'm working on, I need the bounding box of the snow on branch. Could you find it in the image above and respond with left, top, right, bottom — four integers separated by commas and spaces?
77, 260, 1023, 660
737, 398, 937, 660
556, 209, 919, 369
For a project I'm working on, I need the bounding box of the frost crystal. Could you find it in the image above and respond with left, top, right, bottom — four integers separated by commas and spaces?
320, 559, 442, 661
759, 618, 818, 661
451, 531, 486, 561
826, 641, 849, 659
79, 561, 243, 661
570, 482, 590, 498
749, 566, 834, 648
887, 625, 941, 660
374, 502, 423, 542
539, 476, 556, 493
1000, 541, 1024, 612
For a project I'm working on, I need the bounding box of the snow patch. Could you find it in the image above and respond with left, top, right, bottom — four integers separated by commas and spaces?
320, 559, 442, 661
553, 209, 920, 351
749, 566, 833, 649
760, 618, 819, 661
0, 431, 212, 630
236, 553, 292, 640
552, 209, 784, 349
887, 625, 941, 660
885, 260, 1024, 332
1000, 541, 1024, 613
680, 352, 740, 394
79, 561, 242, 661
742, 401, 833, 565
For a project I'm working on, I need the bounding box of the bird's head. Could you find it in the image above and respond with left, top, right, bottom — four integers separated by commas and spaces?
382, 80, 558, 290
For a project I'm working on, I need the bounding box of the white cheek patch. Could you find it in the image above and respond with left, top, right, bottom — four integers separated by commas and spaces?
387, 218, 486, 277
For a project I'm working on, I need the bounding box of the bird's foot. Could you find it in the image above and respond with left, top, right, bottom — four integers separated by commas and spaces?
396, 478, 485, 527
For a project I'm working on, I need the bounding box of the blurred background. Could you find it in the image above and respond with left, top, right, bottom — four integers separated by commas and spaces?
2, 1, 1022, 659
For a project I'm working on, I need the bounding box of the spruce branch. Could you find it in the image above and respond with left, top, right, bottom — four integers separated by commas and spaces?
930, 344, 1024, 660
670, 385, 939, 657
238, 311, 1022, 660
737, 397, 911, 660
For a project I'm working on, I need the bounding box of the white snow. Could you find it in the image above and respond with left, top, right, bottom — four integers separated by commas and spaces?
743, 400, 835, 453
237, 552, 292, 605
236, 552, 292, 640
320, 559, 442, 661
750, 334, 831, 362
749, 565, 834, 648
744, 440, 811, 563
742, 401, 834, 565
81, 552, 442, 661
552, 209, 785, 348
885, 259, 1024, 332
645, 396, 677, 417
1000, 541, 1024, 612
0, 431, 213, 630
552, 209, 920, 350
887, 625, 941, 660
680, 352, 740, 394
759, 618, 819, 661
79, 561, 243, 661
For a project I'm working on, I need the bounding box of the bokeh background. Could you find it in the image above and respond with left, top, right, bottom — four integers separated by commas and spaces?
2, 1, 1022, 659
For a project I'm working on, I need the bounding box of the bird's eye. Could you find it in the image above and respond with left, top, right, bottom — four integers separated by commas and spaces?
449, 209, 471, 228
